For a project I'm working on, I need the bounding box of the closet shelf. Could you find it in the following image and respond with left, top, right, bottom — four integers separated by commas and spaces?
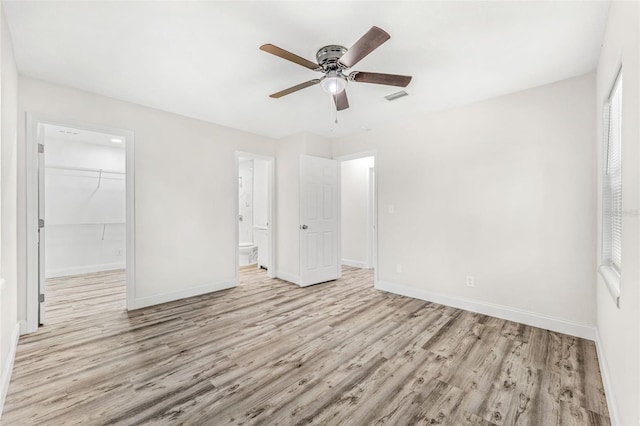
47, 222, 125, 226
46, 165, 125, 175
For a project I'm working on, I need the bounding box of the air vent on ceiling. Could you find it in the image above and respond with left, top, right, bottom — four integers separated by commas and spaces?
384, 91, 408, 101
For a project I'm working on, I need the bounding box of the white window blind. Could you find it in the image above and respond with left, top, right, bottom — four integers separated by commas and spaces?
601, 71, 622, 302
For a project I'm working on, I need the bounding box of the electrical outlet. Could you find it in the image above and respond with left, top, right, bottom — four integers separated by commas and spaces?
396, 264, 403, 273
466, 275, 475, 287
388, 204, 395, 214
116, 249, 122, 257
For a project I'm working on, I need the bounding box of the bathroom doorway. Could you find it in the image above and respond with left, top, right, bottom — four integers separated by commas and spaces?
235, 152, 275, 278
338, 153, 377, 279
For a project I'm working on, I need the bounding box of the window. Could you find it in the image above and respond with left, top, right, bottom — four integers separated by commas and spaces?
600, 71, 622, 306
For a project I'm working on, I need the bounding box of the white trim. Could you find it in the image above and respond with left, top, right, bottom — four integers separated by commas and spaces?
594, 329, 620, 426
375, 280, 596, 340
341, 259, 368, 269
0, 278, 4, 293
275, 271, 303, 286
18, 320, 27, 336
334, 151, 378, 162
131, 279, 236, 310
25, 113, 136, 333
45, 263, 126, 278
25, 115, 38, 333
337, 161, 342, 280
598, 265, 621, 307
367, 166, 375, 269
125, 123, 136, 312
0, 322, 20, 418
235, 152, 276, 280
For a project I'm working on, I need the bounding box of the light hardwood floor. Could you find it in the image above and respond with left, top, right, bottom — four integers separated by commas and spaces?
1, 267, 609, 425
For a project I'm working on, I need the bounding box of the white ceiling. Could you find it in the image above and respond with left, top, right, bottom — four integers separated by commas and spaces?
4, 1, 609, 140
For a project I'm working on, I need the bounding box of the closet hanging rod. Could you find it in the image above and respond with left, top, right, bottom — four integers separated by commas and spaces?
45, 164, 125, 175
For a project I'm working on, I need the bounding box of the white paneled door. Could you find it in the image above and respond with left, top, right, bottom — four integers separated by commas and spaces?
299, 155, 339, 286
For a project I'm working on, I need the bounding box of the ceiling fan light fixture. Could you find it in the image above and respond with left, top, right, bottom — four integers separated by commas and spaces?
320, 71, 346, 95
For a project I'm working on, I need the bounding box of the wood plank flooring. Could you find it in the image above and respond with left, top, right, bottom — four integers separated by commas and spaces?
44, 270, 127, 325
1, 267, 610, 425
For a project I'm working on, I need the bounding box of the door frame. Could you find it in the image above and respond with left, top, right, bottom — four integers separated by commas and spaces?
25, 113, 136, 333
335, 151, 378, 283
235, 152, 276, 279
368, 166, 376, 269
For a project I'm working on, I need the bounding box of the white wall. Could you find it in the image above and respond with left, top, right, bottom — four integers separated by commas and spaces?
595, 2, 640, 424
275, 132, 331, 282
44, 138, 126, 277
238, 159, 253, 244
253, 159, 268, 228
341, 156, 374, 268
17, 77, 277, 314
0, 1, 19, 415
333, 73, 597, 330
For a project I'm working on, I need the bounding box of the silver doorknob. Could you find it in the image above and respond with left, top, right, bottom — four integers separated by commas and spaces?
300, 224, 308, 230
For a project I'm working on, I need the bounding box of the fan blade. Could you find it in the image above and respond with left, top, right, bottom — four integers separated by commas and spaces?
338, 26, 390, 69
350, 71, 412, 87
269, 79, 320, 98
333, 90, 349, 111
260, 44, 320, 71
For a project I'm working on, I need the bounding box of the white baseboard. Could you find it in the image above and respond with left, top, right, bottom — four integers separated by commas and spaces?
594, 329, 620, 425
0, 322, 20, 419
275, 271, 302, 286
17, 320, 27, 336
46, 262, 126, 278
375, 280, 596, 340
131, 278, 237, 310
342, 259, 368, 269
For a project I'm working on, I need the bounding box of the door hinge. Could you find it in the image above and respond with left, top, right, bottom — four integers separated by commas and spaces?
39, 219, 44, 228
38, 143, 44, 154
39, 294, 45, 303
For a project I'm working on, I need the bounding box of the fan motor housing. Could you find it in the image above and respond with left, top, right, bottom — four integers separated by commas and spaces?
316, 45, 347, 72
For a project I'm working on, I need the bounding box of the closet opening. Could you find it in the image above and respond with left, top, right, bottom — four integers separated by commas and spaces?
338, 153, 377, 281
26, 115, 135, 332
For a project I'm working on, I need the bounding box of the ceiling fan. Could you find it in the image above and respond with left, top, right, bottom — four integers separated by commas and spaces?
260, 26, 412, 111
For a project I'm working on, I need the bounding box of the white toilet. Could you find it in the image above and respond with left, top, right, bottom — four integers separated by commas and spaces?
239, 242, 258, 266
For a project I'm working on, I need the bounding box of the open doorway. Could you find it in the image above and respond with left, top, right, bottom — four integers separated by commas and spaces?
43, 124, 126, 323
26, 115, 135, 332
339, 154, 376, 277
235, 152, 275, 278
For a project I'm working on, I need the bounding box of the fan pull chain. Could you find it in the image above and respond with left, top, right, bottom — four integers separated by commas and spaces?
328, 94, 339, 128
333, 95, 339, 125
